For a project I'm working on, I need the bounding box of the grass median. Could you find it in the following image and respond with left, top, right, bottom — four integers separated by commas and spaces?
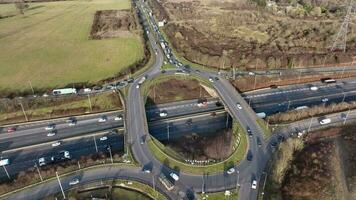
147, 121, 247, 174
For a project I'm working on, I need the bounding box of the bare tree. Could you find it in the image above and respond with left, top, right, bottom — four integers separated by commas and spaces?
14, 0, 29, 15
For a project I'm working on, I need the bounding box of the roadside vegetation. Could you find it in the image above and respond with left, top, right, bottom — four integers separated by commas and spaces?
267, 101, 356, 124
50, 179, 166, 200
0, 92, 122, 125
263, 125, 356, 200
0, 0, 145, 93
0, 150, 130, 197
147, 121, 247, 174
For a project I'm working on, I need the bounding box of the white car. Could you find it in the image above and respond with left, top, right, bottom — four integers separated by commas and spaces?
45, 124, 55, 131
251, 180, 257, 189
227, 167, 235, 174
208, 77, 214, 83
100, 136, 108, 141
114, 115, 123, 121
321, 98, 329, 103
38, 157, 46, 166
98, 116, 107, 123
319, 118, 331, 125
310, 86, 319, 91
159, 111, 168, 117
47, 131, 56, 137
69, 178, 80, 186
248, 72, 255, 76
236, 103, 242, 110
52, 141, 61, 147
170, 172, 179, 181
136, 85, 140, 89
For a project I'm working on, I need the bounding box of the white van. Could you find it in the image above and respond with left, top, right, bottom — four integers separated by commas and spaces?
319, 118, 331, 125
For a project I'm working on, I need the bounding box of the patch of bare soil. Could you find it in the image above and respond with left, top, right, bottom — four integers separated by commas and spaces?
90, 9, 137, 39
166, 129, 233, 161
150, 0, 356, 70
146, 78, 211, 105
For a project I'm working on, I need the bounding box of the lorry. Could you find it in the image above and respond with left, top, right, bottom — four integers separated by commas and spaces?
256, 112, 266, 119
52, 88, 77, 95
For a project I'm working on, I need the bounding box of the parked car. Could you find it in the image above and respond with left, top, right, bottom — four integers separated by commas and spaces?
321, 98, 329, 103
38, 157, 46, 166
208, 77, 214, 82
159, 111, 168, 117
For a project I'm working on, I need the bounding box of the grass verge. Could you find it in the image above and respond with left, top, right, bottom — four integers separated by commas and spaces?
199, 190, 239, 200
147, 120, 247, 174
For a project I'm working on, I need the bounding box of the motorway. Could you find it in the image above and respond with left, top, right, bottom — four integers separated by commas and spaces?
4, 0, 356, 199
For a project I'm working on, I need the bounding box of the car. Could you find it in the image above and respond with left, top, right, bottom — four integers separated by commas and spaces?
136, 85, 140, 89
214, 77, 219, 81
319, 117, 331, 125
236, 103, 242, 110
186, 119, 193, 126
170, 172, 179, 181
67, 117, 77, 126
256, 137, 262, 147
42, 93, 49, 97
341, 113, 347, 120
208, 77, 214, 82
38, 157, 46, 166
226, 167, 235, 174
52, 141, 61, 147
7, 127, 16, 133
127, 78, 134, 83
100, 136, 108, 141
269, 85, 278, 89
251, 180, 257, 189
47, 130, 57, 137
277, 134, 285, 142
114, 114, 123, 121
83, 88, 92, 93
161, 69, 166, 73
270, 140, 278, 148
321, 98, 329, 103
159, 111, 168, 117
248, 72, 255, 76
247, 150, 253, 161
247, 127, 252, 137
210, 112, 217, 117
45, 124, 55, 131
69, 178, 80, 186
310, 86, 319, 91
140, 137, 145, 145
98, 116, 107, 123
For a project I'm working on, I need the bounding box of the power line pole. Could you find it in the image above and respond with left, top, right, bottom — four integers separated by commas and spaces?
344, 108, 351, 124
108, 145, 113, 164
331, 0, 354, 52
2, 166, 10, 180
55, 171, 66, 200
307, 117, 314, 132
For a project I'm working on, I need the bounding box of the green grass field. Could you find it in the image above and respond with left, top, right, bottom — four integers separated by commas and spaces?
0, 0, 144, 91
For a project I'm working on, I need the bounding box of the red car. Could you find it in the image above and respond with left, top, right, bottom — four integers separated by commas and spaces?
7, 127, 16, 133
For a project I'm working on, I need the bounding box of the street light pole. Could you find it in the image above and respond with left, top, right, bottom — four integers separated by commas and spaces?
342, 92, 346, 103
34, 163, 43, 181
307, 117, 313, 132
344, 108, 351, 125
167, 122, 170, 141
108, 145, 113, 164
93, 136, 98, 153
55, 171, 66, 200
261, 172, 268, 196
19, 102, 28, 122
201, 174, 205, 194
2, 166, 10, 180
236, 170, 240, 188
